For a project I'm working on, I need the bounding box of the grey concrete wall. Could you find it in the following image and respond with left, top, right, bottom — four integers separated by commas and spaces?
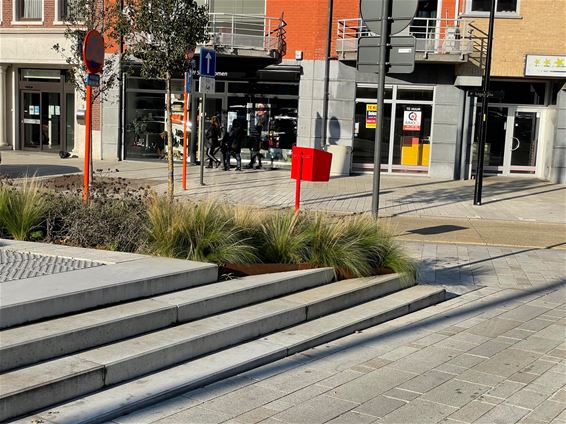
550, 83, 566, 184
429, 84, 462, 179
296, 60, 356, 149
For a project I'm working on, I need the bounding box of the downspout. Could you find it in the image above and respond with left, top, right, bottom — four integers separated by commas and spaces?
321, 0, 334, 147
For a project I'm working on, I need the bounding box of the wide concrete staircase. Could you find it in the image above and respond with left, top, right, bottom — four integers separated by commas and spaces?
1, 265, 446, 423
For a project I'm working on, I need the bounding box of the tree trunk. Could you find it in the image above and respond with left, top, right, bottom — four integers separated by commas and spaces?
165, 72, 174, 202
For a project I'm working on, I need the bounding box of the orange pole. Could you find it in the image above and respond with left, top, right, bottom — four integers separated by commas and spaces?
182, 86, 188, 190
83, 84, 92, 204
294, 153, 302, 213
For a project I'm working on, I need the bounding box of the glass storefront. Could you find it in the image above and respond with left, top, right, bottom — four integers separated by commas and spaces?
124, 75, 299, 161
353, 85, 434, 174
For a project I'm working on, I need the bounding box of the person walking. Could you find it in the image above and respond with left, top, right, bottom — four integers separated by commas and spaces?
205, 116, 222, 168
222, 119, 244, 171
246, 122, 263, 169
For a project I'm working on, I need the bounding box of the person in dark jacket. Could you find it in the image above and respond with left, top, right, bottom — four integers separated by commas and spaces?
246, 123, 263, 169
205, 116, 222, 168
222, 119, 244, 171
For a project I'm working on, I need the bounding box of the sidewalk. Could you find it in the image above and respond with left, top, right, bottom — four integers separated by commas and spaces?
109, 241, 566, 424
1, 151, 565, 249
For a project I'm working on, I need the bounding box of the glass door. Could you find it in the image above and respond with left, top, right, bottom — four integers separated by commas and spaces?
22, 92, 42, 149
41, 92, 62, 152
508, 110, 540, 174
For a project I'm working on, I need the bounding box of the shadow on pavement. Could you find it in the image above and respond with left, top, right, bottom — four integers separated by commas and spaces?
408, 225, 467, 235
0, 164, 81, 178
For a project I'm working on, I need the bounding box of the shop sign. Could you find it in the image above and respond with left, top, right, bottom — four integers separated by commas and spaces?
525, 55, 566, 78
366, 104, 377, 128
403, 108, 421, 131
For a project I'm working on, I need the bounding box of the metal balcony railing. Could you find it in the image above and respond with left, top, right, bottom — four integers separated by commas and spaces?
207, 13, 287, 57
336, 17, 486, 62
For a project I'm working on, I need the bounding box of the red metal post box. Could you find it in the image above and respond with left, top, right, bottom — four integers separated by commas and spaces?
291, 147, 333, 212
291, 147, 332, 182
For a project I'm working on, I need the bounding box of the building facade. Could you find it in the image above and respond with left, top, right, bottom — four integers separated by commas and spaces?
1, 0, 565, 182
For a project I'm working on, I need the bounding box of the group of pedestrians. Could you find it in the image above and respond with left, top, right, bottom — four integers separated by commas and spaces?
204, 117, 262, 171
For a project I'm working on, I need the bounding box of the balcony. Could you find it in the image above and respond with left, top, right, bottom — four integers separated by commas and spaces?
336, 18, 487, 65
206, 13, 287, 59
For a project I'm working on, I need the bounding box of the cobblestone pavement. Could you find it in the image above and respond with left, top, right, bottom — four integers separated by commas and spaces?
112, 242, 566, 424
0, 249, 103, 282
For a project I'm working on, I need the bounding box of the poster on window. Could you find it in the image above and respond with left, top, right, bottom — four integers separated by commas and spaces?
403, 108, 421, 131
366, 104, 377, 128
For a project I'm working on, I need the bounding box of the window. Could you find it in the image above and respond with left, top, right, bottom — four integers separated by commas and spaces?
58, 0, 70, 21
16, 0, 42, 20
467, 0, 518, 14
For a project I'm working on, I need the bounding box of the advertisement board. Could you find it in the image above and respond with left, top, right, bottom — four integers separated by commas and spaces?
366, 104, 377, 128
403, 108, 421, 131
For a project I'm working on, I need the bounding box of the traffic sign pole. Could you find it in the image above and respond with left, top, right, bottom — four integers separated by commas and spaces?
200, 94, 206, 186
83, 84, 92, 205
371, 0, 390, 217
182, 73, 189, 190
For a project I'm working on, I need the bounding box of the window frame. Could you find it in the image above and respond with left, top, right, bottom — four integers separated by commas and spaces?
464, 0, 521, 17
54, 0, 69, 23
12, 0, 44, 24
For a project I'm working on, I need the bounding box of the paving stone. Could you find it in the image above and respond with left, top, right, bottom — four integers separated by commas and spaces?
379, 345, 420, 361
486, 380, 526, 399
203, 384, 283, 418
382, 388, 421, 402
514, 336, 564, 354
522, 400, 566, 423
467, 318, 522, 338
506, 388, 551, 410
521, 359, 559, 375
153, 406, 233, 424
446, 354, 486, 369
362, 357, 392, 370
324, 410, 377, 424
473, 349, 540, 378
468, 340, 516, 358
233, 407, 279, 424
456, 369, 506, 387
272, 394, 357, 424
113, 395, 201, 424
446, 400, 495, 423
354, 395, 406, 418
498, 305, 550, 323
398, 370, 456, 394
474, 403, 531, 424
381, 399, 457, 424
256, 366, 333, 393
329, 367, 417, 403
317, 370, 364, 389
389, 346, 461, 374
421, 379, 490, 408
508, 371, 540, 385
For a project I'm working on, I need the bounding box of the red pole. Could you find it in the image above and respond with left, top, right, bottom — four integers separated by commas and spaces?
182, 83, 188, 190
83, 83, 92, 205
295, 153, 302, 213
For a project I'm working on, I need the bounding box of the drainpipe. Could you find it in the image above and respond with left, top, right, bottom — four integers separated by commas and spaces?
321, 0, 334, 148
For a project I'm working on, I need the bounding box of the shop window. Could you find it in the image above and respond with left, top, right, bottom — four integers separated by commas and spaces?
353, 102, 391, 168
490, 81, 545, 105
127, 78, 166, 91
21, 69, 62, 83
392, 104, 432, 173
356, 86, 393, 101
467, 0, 518, 14
125, 92, 168, 159
15, 0, 42, 20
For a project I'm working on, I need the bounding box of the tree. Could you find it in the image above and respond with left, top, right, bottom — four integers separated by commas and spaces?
53, 0, 128, 185
124, 0, 209, 201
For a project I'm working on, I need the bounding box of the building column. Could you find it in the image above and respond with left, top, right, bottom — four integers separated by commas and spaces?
0, 65, 7, 146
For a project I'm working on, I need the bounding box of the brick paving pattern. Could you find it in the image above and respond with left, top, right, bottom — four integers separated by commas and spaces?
0, 250, 103, 282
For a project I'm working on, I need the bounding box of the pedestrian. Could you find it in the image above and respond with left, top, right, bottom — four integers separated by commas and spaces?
222, 119, 244, 171
246, 122, 263, 169
205, 116, 222, 168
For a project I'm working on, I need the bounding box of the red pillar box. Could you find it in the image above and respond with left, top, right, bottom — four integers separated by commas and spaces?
291, 147, 332, 211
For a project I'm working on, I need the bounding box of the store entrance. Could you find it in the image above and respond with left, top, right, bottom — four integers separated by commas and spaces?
473, 106, 541, 175
21, 90, 63, 152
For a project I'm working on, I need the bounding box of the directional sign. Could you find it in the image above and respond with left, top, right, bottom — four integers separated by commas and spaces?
357, 36, 416, 74
85, 73, 100, 87
185, 72, 193, 93
360, 0, 418, 35
199, 76, 215, 94
199, 48, 216, 78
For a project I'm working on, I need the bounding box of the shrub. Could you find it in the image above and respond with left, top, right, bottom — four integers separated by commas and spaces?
0, 177, 49, 240
257, 211, 310, 263
146, 198, 257, 264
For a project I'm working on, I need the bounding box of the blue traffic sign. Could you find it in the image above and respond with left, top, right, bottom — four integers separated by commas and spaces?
199, 48, 216, 78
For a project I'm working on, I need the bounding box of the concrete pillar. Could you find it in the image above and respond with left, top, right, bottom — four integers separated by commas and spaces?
550, 83, 566, 184
0, 65, 7, 146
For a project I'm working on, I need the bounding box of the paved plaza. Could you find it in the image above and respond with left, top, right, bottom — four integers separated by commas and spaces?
2, 151, 565, 423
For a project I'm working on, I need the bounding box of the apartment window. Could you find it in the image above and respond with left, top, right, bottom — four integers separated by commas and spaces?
58, 0, 70, 20
16, 0, 42, 20
468, 0, 518, 14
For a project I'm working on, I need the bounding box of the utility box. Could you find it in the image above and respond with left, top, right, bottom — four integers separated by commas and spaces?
291, 147, 332, 182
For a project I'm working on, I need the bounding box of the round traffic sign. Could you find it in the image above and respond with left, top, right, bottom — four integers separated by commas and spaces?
83, 30, 105, 74
360, 0, 418, 35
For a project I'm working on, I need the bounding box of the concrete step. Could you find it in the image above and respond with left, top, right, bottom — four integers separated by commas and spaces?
1, 273, 411, 421
17, 285, 446, 424
0, 268, 335, 372
0, 257, 219, 329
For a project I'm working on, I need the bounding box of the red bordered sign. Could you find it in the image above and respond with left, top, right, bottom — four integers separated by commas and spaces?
83, 30, 105, 74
